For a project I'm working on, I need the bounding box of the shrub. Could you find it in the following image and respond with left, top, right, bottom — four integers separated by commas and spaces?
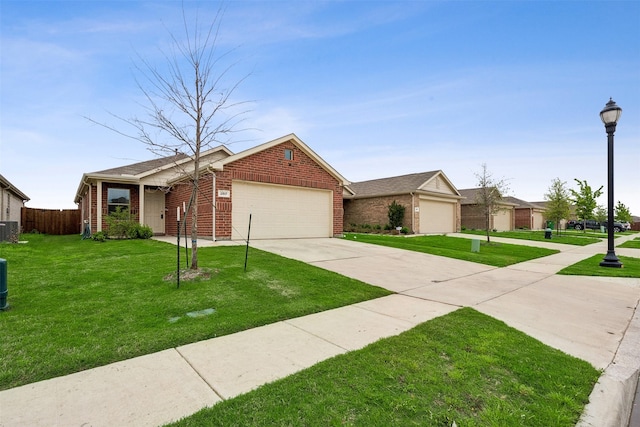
133, 224, 154, 239
92, 231, 107, 242
104, 207, 153, 239
388, 200, 405, 229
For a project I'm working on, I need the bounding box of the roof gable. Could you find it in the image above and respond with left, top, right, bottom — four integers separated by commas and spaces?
92, 145, 233, 178
75, 145, 234, 203
0, 173, 30, 201
346, 170, 460, 198
210, 134, 349, 185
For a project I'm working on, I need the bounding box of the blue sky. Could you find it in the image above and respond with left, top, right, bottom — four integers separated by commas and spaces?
1, 1, 639, 216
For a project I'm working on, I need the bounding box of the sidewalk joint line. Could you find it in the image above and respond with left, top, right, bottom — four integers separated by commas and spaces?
174, 347, 226, 402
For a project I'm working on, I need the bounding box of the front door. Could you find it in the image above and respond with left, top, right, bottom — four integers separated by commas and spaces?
144, 190, 165, 234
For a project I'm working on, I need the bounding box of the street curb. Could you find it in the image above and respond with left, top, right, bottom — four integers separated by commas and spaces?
577, 303, 640, 427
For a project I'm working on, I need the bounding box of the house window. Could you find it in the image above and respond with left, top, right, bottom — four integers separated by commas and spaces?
284, 149, 293, 161
107, 188, 130, 215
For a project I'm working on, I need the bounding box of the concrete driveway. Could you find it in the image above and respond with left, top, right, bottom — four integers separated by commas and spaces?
251, 236, 640, 426
250, 237, 640, 370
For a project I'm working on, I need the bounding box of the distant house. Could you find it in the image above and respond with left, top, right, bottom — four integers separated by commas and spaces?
531, 200, 575, 229
459, 188, 516, 231
74, 134, 348, 240
0, 173, 30, 230
343, 171, 463, 234
503, 197, 546, 230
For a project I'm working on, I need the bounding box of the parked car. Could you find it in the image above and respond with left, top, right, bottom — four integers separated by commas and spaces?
621, 221, 631, 231
566, 219, 625, 232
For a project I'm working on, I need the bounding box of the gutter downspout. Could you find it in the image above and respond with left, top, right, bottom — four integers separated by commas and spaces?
410, 192, 415, 233
87, 178, 93, 234
212, 172, 216, 241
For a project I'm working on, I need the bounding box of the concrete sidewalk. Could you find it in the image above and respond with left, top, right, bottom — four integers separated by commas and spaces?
1, 234, 639, 426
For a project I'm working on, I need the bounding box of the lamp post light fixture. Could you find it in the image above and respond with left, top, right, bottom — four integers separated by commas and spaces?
599, 98, 623, 268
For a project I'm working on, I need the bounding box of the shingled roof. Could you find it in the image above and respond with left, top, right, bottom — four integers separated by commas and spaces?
346, 171, 442, 198
459, 188, 518, 206
502, 196, 546, 209
93, 153, 188, 176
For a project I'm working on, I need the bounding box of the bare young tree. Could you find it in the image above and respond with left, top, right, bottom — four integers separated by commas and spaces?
93, 5, 250, 270
474, 163, 510, 243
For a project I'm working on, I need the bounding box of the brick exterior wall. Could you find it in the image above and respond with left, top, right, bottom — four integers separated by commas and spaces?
515, 208, 533, 229
344, 195, 414, 231
462, 205, 515, 231
461, 205, 491, 230
78, 184, 99, 233
166, 141, 343, 240
100, 183, 140, 231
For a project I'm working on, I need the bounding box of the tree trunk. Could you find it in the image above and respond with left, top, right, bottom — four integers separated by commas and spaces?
485, 207, 491, 243
190, 185, 198, 270
190, 155, 200, 270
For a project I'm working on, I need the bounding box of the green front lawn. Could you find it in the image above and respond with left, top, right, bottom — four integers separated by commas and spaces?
169, 308, 599, 427
558, 254, 640, 277
0, 234, 391, 390
344, 234, 559, 267
618, 238, 640, 249
461, 229, 601, 246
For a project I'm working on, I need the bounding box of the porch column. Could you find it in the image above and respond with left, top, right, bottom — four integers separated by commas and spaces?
96, 181, 103, 232
138, 184, 145, 226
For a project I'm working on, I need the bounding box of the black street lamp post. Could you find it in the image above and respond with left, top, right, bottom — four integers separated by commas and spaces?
599, 98, 623, 268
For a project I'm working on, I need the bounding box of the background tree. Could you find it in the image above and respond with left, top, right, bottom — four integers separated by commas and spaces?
543, 178, 571, 233
474, 163, 510, 243
569, 179, 603, 232
615, 201, 633, 223
594, 205, 607, 224
93, 5, 250, 270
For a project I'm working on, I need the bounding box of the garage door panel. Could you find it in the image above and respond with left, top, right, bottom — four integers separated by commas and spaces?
232, 181, 332, 240
493, 209, 512, 231
419, 200, 455, 233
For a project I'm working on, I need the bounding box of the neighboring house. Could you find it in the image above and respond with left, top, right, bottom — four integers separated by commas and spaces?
503, 197, 546, 230
0, 173, 30, 229
75, 134, 348, 240
530, 200, 574, 229
459, 188, 516, 231
343, 171, 463, 234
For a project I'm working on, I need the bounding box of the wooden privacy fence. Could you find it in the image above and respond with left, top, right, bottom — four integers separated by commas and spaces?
21, 208, 81, 235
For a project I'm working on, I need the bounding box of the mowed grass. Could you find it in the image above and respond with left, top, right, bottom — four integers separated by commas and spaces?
558, 254, 640, 278
461, 229, 601, 246
0, 234, 391, 390
169, 308, 600, 427
618, 237, 640, 249
344, 234, 559, 267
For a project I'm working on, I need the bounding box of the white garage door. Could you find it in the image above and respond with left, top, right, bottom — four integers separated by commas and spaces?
493, 209, 512, 231
232, 181, 333, 240
419, 199, 455, 233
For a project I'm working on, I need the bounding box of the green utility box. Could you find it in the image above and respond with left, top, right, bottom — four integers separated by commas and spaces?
471, 239, 481, 253
0, 258, 7, 311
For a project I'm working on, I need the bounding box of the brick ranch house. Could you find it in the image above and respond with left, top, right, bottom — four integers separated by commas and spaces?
75, 134, 348, 240
458, 188, 517, 231
343, 171, 463, 234
503, 197, 546, 230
